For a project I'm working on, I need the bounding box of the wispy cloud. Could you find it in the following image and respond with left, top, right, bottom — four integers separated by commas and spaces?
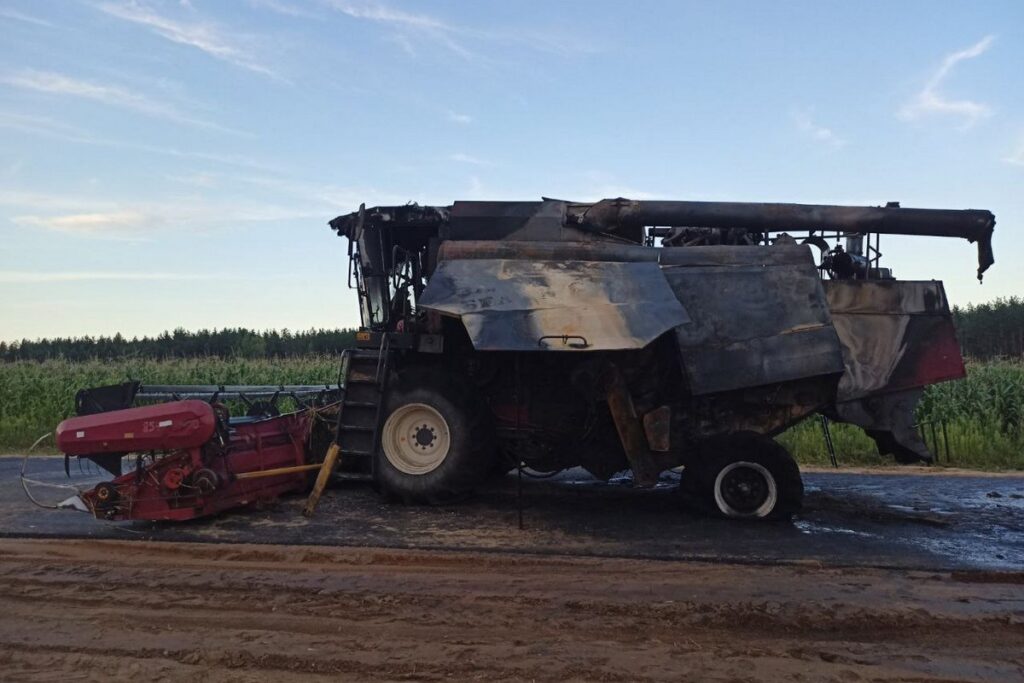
1, 191, 314, 243
449, 152, 490, 166
328, 1, 449, 31
900, 36, 995, 127
0, 271, 224, 284
216, 173, 410, 211
0, 71, 241, 134
446, 110, 472, 124
0, 112, 86, 141
2, 160, 24, 180
3, 70, 165, 116
793, 110, 847, 149
466, 175, 485, 198
324, 0, 595, 60
12, 210, 160, 238
0, 189, 118, 213
3, 114, 274, 174
0, 110, 276, 170
1004, 139, 1024, 166
1, 179, 380, 240
327, 0, 470, 57
8, 201, 321, 240
0, 7, 55, 27
384, 32, 418, 57
96, 1, 277, 78
165, 171, 220, 188
249, 0, 320, 18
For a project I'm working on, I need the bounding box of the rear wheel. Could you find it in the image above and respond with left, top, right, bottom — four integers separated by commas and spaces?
682, 432, 803, 521
376, 373, 494, 504
713, 461, 778, 517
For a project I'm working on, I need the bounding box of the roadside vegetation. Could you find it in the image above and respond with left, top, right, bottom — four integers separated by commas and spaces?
779, 359, 1024, 470
0, 356, 340, 452
1, 301, 1022, 466
1, 354, 1021, 470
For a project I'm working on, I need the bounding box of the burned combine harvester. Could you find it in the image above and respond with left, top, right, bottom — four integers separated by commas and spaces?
328, 198, 994, 519
53, 197, 994, 523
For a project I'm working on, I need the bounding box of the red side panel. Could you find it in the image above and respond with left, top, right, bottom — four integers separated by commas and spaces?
56, 400, 217, 455
825, 280, 966, 403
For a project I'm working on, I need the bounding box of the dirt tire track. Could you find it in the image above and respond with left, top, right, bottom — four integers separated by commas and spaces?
1, 539, 1022, 682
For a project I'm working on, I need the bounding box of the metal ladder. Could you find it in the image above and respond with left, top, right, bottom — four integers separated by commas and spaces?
332, 345, 391, 478
304, 342, 390, 516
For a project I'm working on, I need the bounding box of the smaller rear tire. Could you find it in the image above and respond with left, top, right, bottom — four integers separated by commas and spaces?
681, 432, 803, 521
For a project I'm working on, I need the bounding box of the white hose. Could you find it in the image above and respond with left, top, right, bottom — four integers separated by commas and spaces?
19, 433, 87, 510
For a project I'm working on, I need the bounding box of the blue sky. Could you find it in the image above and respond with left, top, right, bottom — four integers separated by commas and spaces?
1, 0, 1021, 342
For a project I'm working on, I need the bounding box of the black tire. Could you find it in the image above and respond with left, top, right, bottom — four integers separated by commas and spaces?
376, 372, 494, 504
683, 432, 803, 521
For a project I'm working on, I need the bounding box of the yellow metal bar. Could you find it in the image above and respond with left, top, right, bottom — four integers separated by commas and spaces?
302, 443, 341, 518
234, 463, 323, 480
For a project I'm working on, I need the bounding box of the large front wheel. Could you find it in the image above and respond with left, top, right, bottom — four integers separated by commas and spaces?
382, 403, 453, 476
376, 375, 494, 504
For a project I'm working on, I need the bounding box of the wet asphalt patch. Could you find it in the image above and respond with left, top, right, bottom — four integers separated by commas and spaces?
4, 457, 1024, 571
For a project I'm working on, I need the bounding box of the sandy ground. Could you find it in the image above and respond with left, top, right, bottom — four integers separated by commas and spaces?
801, 465, 1024, 477
0, 539, 1022, 682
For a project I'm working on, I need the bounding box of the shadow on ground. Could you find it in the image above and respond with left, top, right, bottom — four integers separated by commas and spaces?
5, 457, 1024, 571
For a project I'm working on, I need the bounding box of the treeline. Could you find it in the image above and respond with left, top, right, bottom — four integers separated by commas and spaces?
0, 328, 359, 362
953, 297, 1024, 361
1, 297, 1022, 362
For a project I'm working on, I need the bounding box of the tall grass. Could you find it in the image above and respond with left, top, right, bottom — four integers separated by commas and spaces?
778, 418, 1024, 470
779, 361, 1024, 470
1, 357, 1021, 470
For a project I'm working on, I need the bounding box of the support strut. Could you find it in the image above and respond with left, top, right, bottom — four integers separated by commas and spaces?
302, 443, 341, 518
604, 363, 665, 487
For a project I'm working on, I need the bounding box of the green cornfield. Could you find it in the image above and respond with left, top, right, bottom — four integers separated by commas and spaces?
0, 357, 341, 451
0, 356, 1021, 470
780, 360, 1024, 470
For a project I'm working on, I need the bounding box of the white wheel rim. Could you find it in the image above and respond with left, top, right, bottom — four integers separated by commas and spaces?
713, 461, 778, 518
381, 403, 451, 475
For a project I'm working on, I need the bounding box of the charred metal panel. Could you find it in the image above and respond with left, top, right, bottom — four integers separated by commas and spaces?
826, 280, 966, 403
446, 200, 607, 243
418, 257, 689, 352
826, 279, 951, 315
658, 245, 816, 268
674, 375, 841, 444
642, 406, 672, 452
437, 240, 656, 263
832, 389, 932, 463
663, 245, 844, 395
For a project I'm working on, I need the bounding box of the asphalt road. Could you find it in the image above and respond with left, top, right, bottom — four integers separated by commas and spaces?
5, 456, 1024, 571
